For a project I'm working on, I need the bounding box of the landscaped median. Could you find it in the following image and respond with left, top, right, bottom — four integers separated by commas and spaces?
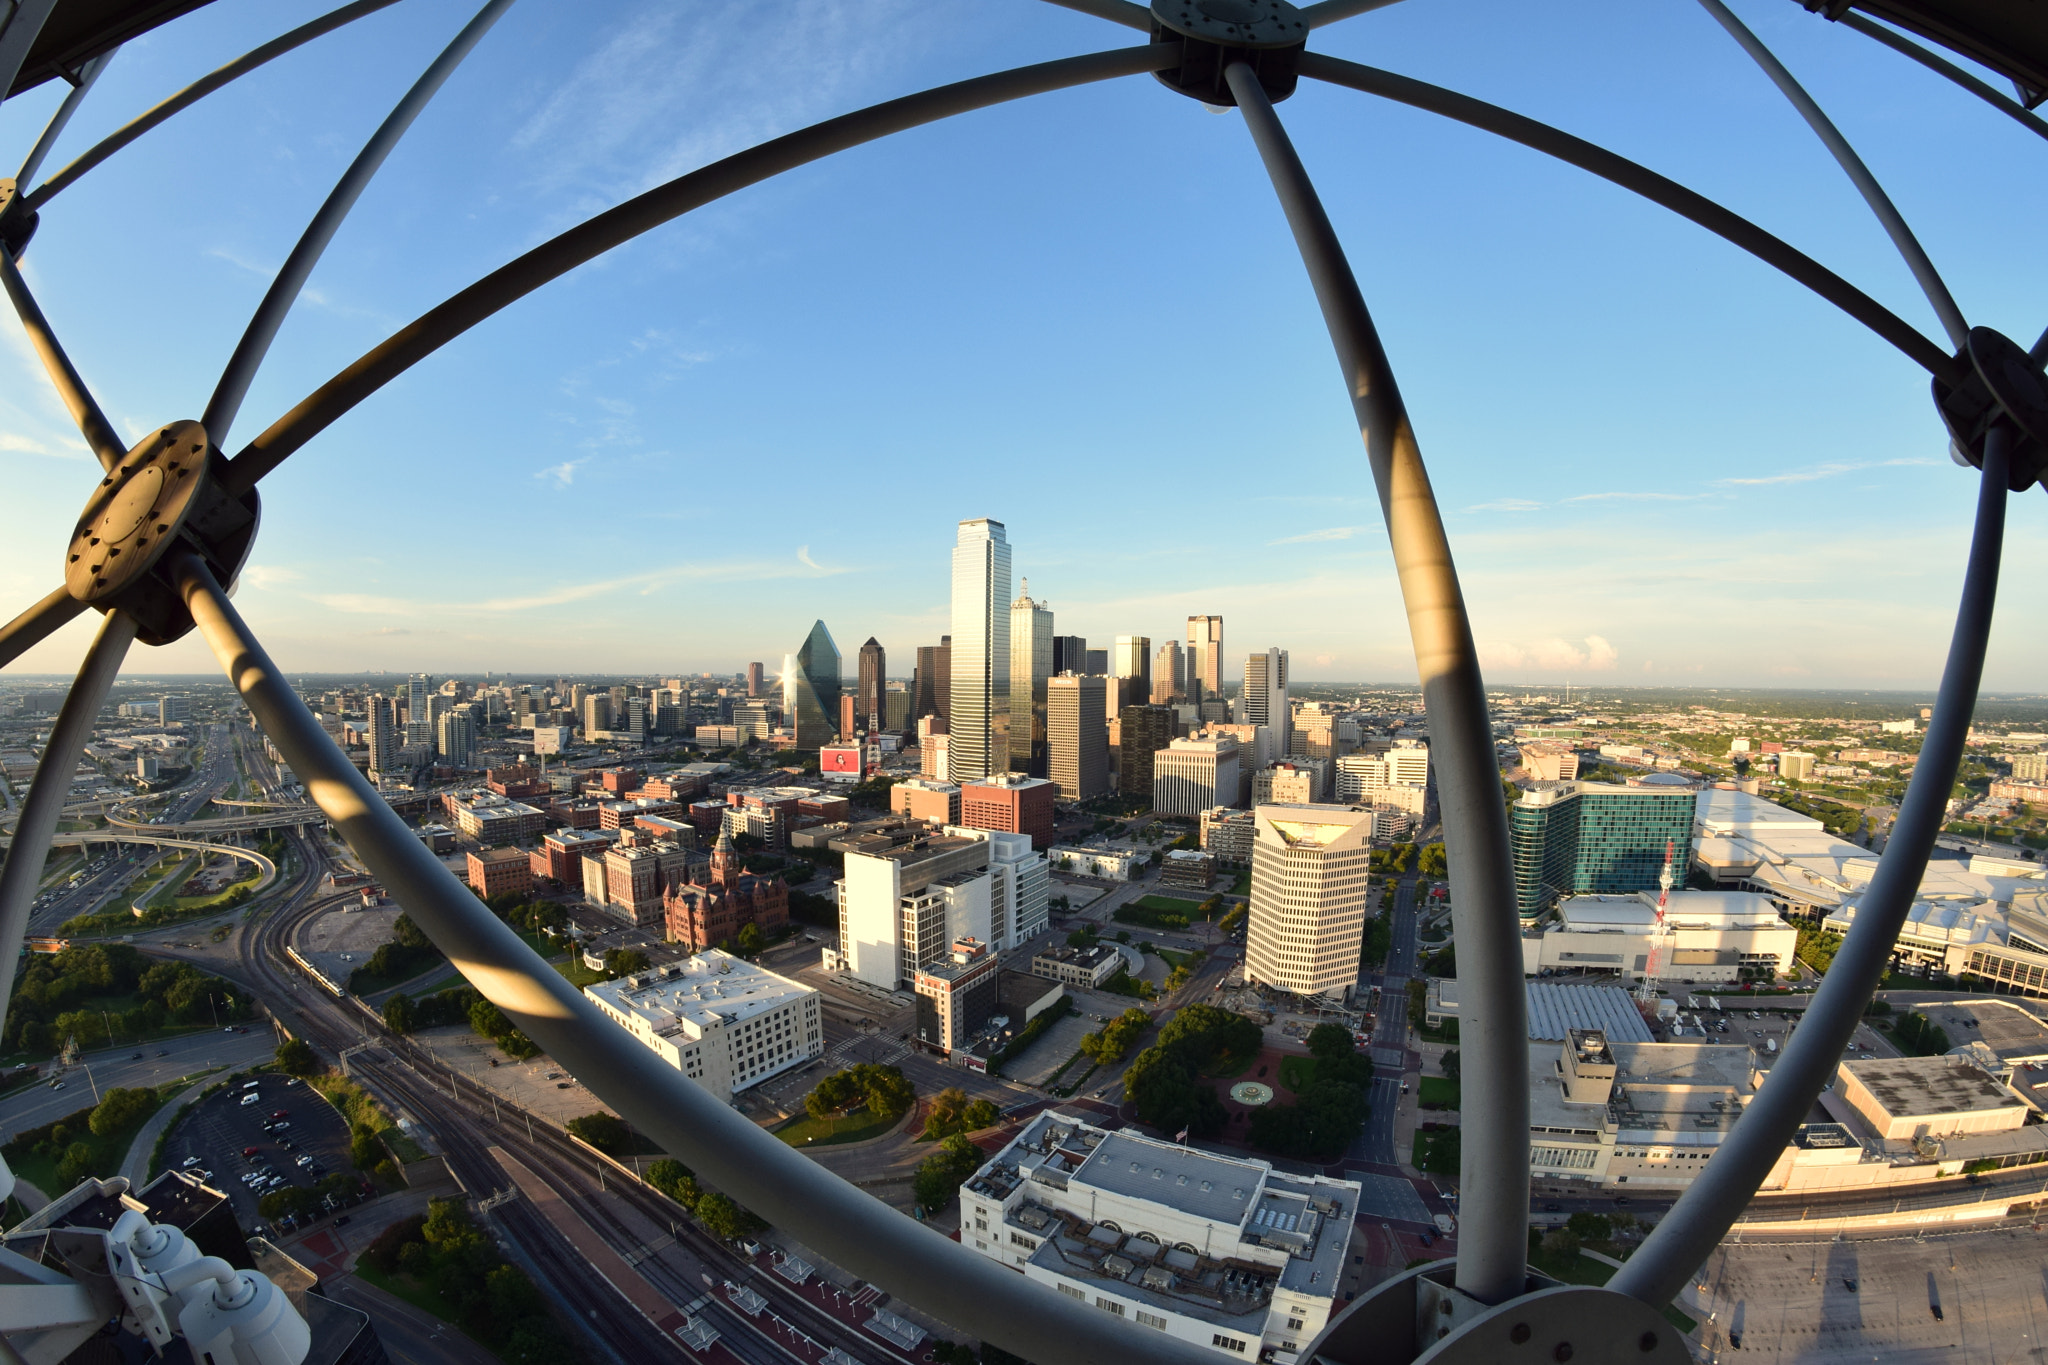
4, 1080, 187, 1197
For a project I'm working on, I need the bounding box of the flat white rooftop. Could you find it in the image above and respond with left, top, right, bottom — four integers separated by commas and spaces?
584, 949, 810, 1037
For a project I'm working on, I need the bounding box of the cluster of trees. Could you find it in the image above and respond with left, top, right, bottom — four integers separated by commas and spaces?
382, 983, 539, 1058
1066, 925, 1099, 949
1100, 970, 1156, 1001
645, 1157, 767, 1241
922, 1088, 1000, 1140
1370, 844, 1415, 875
1164, 951, 1206, 993
258, 1173, 360, 1222
1126, 1004, 1261, 1140
5, 944, 249, 1055
804, 1063, 915, 1123
361, 1199, 566, 1364
1218, 903, 1247, 936
603, 948, 652, 979
349, 914, 442, 992
913, 1134, 987, 1211
566, 1112, 654, 1157
1079, 1008, 1149, 1065
2, 1085, 165, 1185
1248, 1025, 1371, 1159
276, 1037, 320, 1076
1795, 926, 1845, 976
788, 887, 836, 928
1421, 945, 1457, 978
1417, 843, 1448, 877
1891, 1011, 1952, 1056
1360, 911, 1393, 970
311, 1075, 404, 1182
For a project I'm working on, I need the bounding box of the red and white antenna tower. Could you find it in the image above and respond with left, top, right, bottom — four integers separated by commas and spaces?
1637, 839, 1676, 1005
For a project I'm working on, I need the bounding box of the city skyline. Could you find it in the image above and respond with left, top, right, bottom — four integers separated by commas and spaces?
0, 3, 2041, 690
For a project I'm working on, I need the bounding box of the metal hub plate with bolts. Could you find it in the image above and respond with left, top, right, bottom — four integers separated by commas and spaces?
1150, 0, 1308, 106
66, 421, 209, 604
1932, 326, 2048, 491
1299, 1260, 1691, 1365
1153, 0, 1307, 48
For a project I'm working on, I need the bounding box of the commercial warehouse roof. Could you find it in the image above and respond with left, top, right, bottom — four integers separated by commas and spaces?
1431, 981, 1654, 1045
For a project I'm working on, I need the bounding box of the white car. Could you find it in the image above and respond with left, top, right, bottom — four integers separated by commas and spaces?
239, 1093, 260, 1106
181, 1156, 203, 1169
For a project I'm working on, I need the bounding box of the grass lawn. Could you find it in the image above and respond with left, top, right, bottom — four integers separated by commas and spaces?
1417, 1020, 1460, 1044
775, 1103, 907, 1147
6, 1081, 181, 1196
1419, 1077, 1460, 1110
552, 955, 606, 988
1527, 1243, 1697, 1335
1278, 1055, 1317, 1094
1115, 895, 1209, 930
1231, 870, 1251, 896
1411, 1128, 1459, 1177
1155, 948, 1195, 969
350, 1262, 502, 1358
170, 868, 261, 911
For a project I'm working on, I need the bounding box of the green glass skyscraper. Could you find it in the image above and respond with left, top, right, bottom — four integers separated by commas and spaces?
783, 620, 841, 753
1509, 781, 1696, 918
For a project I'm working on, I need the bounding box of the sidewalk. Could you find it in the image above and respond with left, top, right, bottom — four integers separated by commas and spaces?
120, 1074, 220, 1186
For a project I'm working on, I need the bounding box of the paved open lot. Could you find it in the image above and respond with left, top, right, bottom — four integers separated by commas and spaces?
162, 1074, 354, 1231
293, 903, 400, 990
1347, 1171, 1432, 1224
1915, 997, 2048, 1064
405, 1025, 604, 1128
1687, 1224, 2048, 1361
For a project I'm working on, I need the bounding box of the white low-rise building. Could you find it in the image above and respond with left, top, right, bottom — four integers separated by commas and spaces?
1051, 846, 1140, 880
959, 1113, 1358, 1364
1526, 890, 1795, 983
583, 949, 821, 1102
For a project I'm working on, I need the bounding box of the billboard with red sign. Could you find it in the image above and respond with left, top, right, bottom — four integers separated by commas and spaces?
820, 745, 862, 777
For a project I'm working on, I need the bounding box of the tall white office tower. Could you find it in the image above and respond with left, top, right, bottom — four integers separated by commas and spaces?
1186, 615, 1223, 705
1009, 581, 1054, 778
949, 518, 1012, 782
1240, 647, 1291, 759
1245, 803, 1373, 999
404, 673, 433, 745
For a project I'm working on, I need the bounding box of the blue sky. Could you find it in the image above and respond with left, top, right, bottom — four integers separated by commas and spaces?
2, 0, 2043, 687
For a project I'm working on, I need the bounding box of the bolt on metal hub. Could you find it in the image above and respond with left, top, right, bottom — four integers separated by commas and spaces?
66, 421, 208, 604
1932, 326, 2048, 491
1151, 0, 1307, 106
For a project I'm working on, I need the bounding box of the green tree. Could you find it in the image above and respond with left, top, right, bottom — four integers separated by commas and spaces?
914, 1134, 986, 1211
603, 948, 651, 980
57, 1141, 96, 1184
736, 923, 764, 956
1440, 1049, 1461, 1085
646, 1158, 699, 1210
468, 998, 511, 1039
696, 1191, 746, 1240
962, 1098, 999, 1130
393, 914, 432, 950
1418, 843, 1447, 877
87, 1087, 154, 1137
566, 1112, 634, 1155
1565, 1211, 1611, 1243
383, 994, 417, 1034
276, 1036, 318, 1076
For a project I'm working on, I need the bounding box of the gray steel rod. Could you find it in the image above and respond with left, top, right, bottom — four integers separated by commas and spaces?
201, 0, 513, 445
0, 0, 59, 106
1223, 59, 1527, 1305
1612, 425, 2011, 1308
1295, 51, 1963, 384
12, 47, 115, 186
1301, 0, 1408, 26
220, 40, 1176, 496
1697, 0, 1968, 351
2032, 322, 2047, 367
0, 245, 124, 470
1038, 0, 1151, 31
0, 609, 137, 1024
22, 0, 405, 210
0, 585, 84, 670
168, 551, 1217, 1365
1836, 12, 2048, 147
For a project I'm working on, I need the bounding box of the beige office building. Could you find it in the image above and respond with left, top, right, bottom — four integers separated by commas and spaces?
1245, 804, 1373, 999
1151, 736, 1240, 817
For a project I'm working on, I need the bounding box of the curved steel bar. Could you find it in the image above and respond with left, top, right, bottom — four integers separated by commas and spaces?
1039, 0, 1151, 30
1301, 0, 1408, 26
1837, 12, 2048, 147
201, 0, 514, 445
1696, 0, 1967, 351
0, 245, 124, 470
22, 0, 405, 211
0, 585, 85, 670
1612, 425, 2011, 1308
221, 41, 1177, 496
168, 551, 1217, 1365
1223, 59, 1526, 1306
1295, 51, 1964, 385
0, 609, 137, 1023
13, 47, 115, 186
2033, 322, 2047, 367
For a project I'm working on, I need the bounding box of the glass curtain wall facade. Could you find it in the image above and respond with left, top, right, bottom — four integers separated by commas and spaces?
857, 637, 886, 735
1047, 674, 1108, 801
1113, 636, 1151, 710
1509, 782, 1697, 918
948, 519, 1011, 782
783, 619, 842, 752
1186, 615, 1223, 706
1009, 585, 1054, 778
914, 637, 951, 728
1242, 648, 1290, 758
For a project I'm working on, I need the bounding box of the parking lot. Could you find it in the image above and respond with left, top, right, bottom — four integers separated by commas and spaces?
160, 1074, 357, 1234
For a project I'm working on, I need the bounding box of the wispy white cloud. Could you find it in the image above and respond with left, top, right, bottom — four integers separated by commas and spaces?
1561, 491, 1709, 503
536, 458, 591, 487
238, 565, 302, 590
1464, 498, 1544, 513
1268, 526, 1371, 545
1716, 458, 1940, 487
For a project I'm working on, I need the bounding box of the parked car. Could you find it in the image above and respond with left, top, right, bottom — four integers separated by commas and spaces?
242, 1147, 261, 1158
270, 1110, 288, 1120
181, 1156, 203, 1169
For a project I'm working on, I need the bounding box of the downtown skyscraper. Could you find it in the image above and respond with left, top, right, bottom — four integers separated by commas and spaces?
1242, 647, 1291, 758
915, 637, 951, 728
784, 620, 841, 752
1186, 615, 1223, 704
857, 637, 886, 735
949, 519, 1012, 782
1009, 581, 1054, 778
